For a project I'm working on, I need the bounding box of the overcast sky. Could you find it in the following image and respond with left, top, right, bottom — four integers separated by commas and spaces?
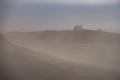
3, 0, 120, 32
18, 0, 119, 5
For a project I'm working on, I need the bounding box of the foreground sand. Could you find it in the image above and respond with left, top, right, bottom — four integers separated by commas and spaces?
2, 30, 120, 80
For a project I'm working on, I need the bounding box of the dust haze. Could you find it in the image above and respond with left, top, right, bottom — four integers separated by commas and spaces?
1, 0, 120, 80
1, 27, 120, 80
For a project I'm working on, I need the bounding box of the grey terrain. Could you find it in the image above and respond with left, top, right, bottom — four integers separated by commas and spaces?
1, 29, 120, 80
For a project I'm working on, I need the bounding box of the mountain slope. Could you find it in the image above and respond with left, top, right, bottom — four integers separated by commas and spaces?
4, 30, 120, 69
5, 30, 120, 44
2, 35, 120, 80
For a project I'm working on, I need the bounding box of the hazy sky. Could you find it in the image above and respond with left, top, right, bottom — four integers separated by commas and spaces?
18, 0, 119, 5
3, 0, 120, 32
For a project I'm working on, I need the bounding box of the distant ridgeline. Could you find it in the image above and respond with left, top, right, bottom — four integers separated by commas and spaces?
6, 26, 120, 44
34, 25, 119, 44
73, 25, 101, 32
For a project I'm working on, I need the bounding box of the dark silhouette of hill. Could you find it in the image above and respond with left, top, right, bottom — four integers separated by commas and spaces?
1, 34, 120, 80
